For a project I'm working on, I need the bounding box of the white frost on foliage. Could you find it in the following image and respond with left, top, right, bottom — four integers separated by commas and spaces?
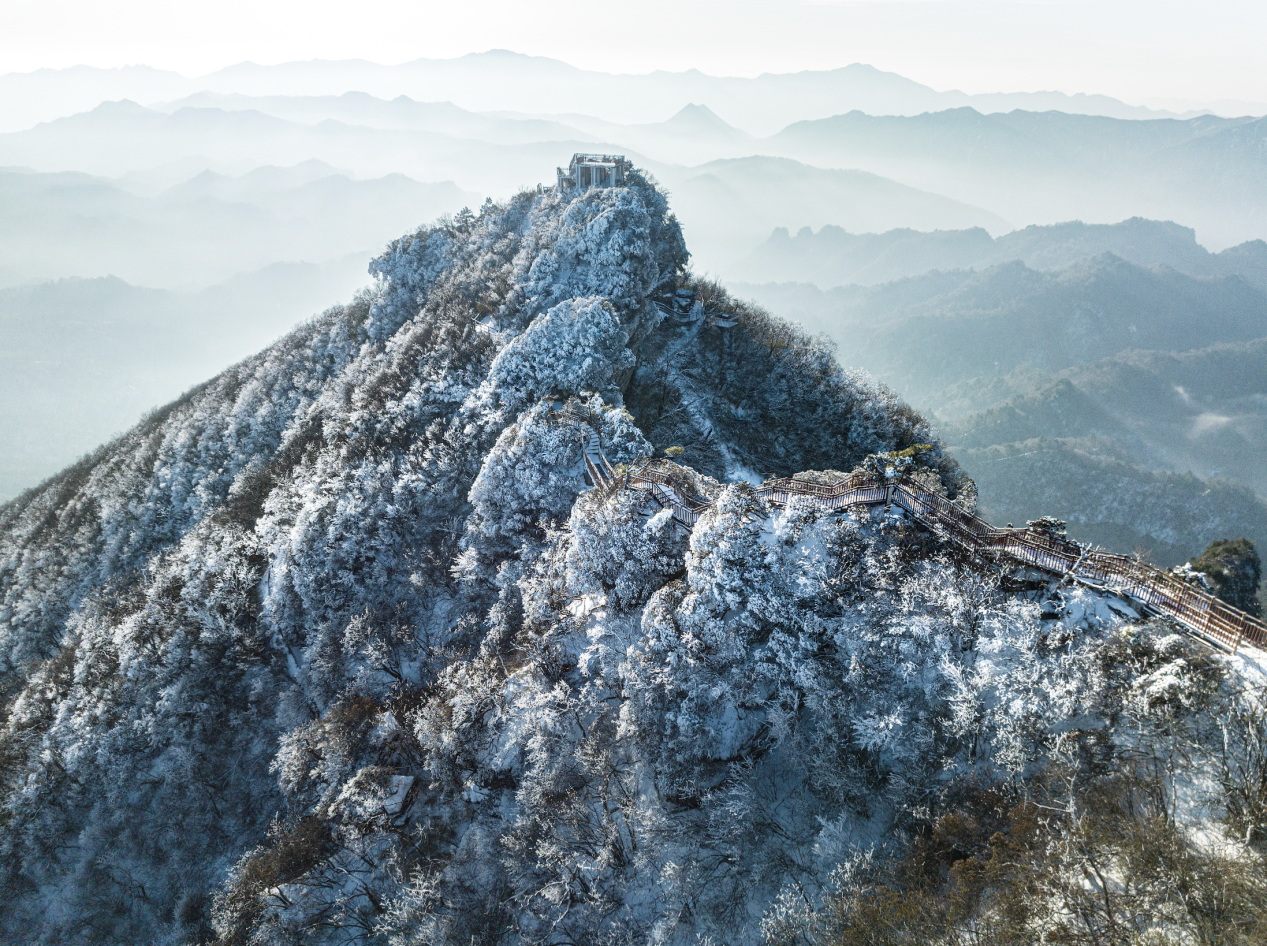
366, 228, 454, 341
483, 295, 635, 411
519, 186, 665, 315
434, 484, 1187, 944
459, 395, 651, 577
1, 165, 1240, 946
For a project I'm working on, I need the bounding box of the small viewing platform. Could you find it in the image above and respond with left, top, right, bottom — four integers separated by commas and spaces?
557, 153, 630, 191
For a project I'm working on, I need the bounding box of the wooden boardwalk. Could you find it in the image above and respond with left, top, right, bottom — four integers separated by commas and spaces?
566, 416, 1264, 654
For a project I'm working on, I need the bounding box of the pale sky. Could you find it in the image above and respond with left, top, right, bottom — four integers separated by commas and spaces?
2, 0, 1265, 108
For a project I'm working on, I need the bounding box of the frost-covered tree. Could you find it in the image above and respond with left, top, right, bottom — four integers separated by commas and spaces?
483, 296, 636, 410
1189, 537, 1263, 617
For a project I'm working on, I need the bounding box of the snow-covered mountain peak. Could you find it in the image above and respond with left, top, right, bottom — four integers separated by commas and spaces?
1, 166, 1263, 945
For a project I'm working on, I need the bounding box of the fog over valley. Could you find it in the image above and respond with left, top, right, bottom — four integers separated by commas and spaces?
4, 60, 1267, 521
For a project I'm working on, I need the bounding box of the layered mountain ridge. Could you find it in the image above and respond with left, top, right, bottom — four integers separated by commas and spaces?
737, 252, 1267, 566
731, 218, 1267, 290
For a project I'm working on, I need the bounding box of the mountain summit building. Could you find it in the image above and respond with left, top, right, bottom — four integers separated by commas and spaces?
557, 153, 629, 191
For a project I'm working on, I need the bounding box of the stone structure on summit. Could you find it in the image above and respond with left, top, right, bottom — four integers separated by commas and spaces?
556, 153, 630, 191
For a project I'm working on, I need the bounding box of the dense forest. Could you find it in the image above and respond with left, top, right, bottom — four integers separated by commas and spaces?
0, 170, 1264, 945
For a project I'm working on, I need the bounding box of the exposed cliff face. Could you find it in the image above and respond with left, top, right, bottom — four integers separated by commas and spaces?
0, 173, 1259, 946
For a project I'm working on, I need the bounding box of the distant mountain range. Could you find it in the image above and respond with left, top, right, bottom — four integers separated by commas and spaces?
758, 109, 1267, 251
0, 52, 1232, 136
744, 254, 1267, 404
662, 157, 1008, 268
0, 106, 1010, 278
734, 249, 1267, 564
6, 95, 1267, 270
0, 259, 371, 501
0, 98, 576, 181
941, 338, 1267, 494
0, 162, 474, 289
153, 90, 597, 143
730, 218, 1267, 290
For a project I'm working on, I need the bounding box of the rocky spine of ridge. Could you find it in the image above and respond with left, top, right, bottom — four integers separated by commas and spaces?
0, 171, 1263, 945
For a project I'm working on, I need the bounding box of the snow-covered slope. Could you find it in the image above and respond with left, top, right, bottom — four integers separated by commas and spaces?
0, 171, 1262, 944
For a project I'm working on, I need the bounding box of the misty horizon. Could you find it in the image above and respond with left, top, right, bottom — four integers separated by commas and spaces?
4, 51, 1265, 138
5, 5, 1267, 944
4, 41, 1267, 502
10, 50, 1267, 111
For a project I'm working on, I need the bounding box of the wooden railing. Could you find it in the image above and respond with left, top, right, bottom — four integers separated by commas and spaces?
624, 460, 1267, 655
551, 405, 1265, 654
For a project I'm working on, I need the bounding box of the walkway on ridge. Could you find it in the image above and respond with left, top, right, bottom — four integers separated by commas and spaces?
562, 408, 1266, 656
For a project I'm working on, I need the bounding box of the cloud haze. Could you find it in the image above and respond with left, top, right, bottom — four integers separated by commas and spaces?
3, 0, 1266, 111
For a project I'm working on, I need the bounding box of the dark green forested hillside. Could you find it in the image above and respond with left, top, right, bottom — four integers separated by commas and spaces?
735, 256, 1267, 567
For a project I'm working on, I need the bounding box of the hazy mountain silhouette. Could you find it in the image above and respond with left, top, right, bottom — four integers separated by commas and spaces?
0, 63, 191, 133
0, 163, 475, 289
8, 95, 1267, 261
765, 109, 1267, 249
153, 90, 596, 143
730, 218, 1267, 289
0, 105, 1010, 275
661, 156, 1010, 268
154, 95, 751, 165
0, 99, 608, 188
739, 254, 1267, 403
522, 104, 755, 165
0, 258, 371, 500
0, 53, 1206, 135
